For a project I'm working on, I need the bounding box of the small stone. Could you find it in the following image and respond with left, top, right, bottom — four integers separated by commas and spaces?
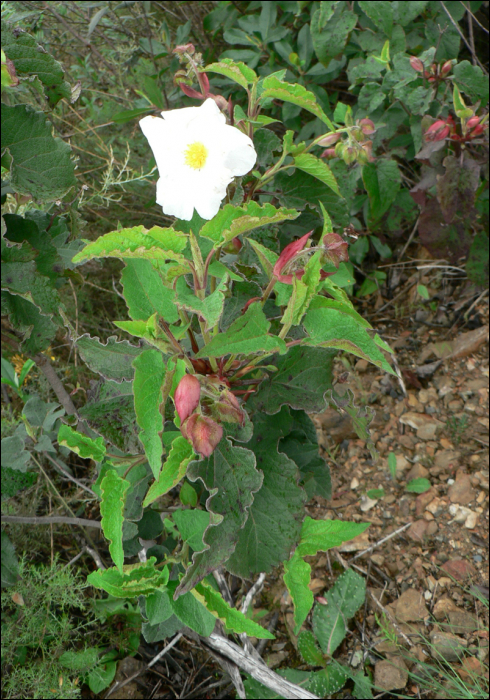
449, 504, 473, 524
474, 554, 483, 563
426, 521, 438, 536
395, 588, 428, 622
459, 656, 485, 681
435, 449, 460, 471
371, 554, 385, 567
360, 494, 378, 512
266, 650, 289, 668
408, 520, 429, 542
406, 463, 429, 481
339, 530, 370, 552
441, 559, 477, 582
374, 638, 398, 653
308, 578, 325, 594
415, 487, 437, 516
464, 511, 478, 529
350, 477, 360, 490
445, 611, 479, 634
448, 474, 476, 505
355, 359, 369, 373
426, 497, 444, 516
395, 454, 410, 477
417, 423, 438, 440
433, 597, 459, 621
430, 630, 467, 662
375, 658, 409, 691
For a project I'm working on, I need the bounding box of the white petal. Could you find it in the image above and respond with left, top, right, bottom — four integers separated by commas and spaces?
220, 126, 257, 175
191, 167, 231, 220
139, 116, 185, 175
155, 176, 194, 220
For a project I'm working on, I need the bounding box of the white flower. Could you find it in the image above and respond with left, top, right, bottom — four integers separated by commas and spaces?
139, 98, 256, 221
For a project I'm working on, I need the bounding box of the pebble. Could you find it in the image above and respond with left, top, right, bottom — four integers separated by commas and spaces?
350, 477, 360, 490
374, 657, 408, 691
473, 554, 483, 563
448, 472, 476, 505
430, 631, 467, 662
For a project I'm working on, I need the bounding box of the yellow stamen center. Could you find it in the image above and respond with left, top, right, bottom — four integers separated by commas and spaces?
184, 142, 208, 170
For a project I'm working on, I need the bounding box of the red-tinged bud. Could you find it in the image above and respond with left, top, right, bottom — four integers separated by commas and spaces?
360, 139, 374, 162
321, 148, 337, 159
441, 60, 452, 77
410, 56, 424, 73
199, 71, 210, 96
212, 390, 245, 426
273, 231, 313, 284
430, 63, 437, 73
359, 118, 375, 135
469, 124, 484, 137
174, 374, 201, 423
428, 76, 436, 83
466, 116, 480, 129
173, 43, 195, 55
342, 145, 357, 164
210, 93, 229, 111
424, 120, 450, 142
317, 132, 340, 147
182, 413, 223, 457
190, 358, 210, 375
322, 233, 349, 267
232, 236, 242, 252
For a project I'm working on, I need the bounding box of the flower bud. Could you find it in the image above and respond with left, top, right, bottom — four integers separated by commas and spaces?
424, 119, 450, 142
359, 118, 375, 135
466, 116, 480, 130
212, 389, 245, 426
317, 132, 340, 147
469, 124, 484, 137
322, 233, 349, 267
182, 413, 223, 457
173, 44, 195, 55
441, 60, 452, 77
334, 141, 345, 158
174, 374, 201, 423
409, 56, 424, 73
342, 145, 357, 164
321, 148, 337, 159
210, 94, 229, 111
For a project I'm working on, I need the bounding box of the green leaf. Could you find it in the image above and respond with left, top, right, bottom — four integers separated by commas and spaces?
250, 346, 335, 415
298, 630, 325, 667
359, 1, 393, 37
175, 439, 262, 597
311, 4, 357, 65
200, 202, 299, 248
309, 294, 372, 329
72, 226, 188, 265
417, 284, 430, 300
57, 424, 106, 461
276, 170, 350, 227
195, 580, 274, 638
175, 275, 228, 329
1, 531, 19, 588
87, 557, 169, 598
120, 259, 179, 323
313, 569, 366, 655
1, 260, 60, 318
405, 477, 431, 493
362, 160, 401, 223
293, 153, 340, 197
133, 349, 168, 479
260, 76, 334, 129
147, 580, 216, 637
226, 408, 306, 578
1, 104, 76, 201
173, 508, 210, 551
87, 662, 117, 695
285, 519, 370, 633
395, 1, 428, 26
1, 435, 31, 472
75, 334, 145, 382
59, 648, 99, 672
453, 60, 489, 106
143, 436, 194, 507
179, 480, 198, 507
2, 20, 71, 106
100, 469, 131, 572
196, 303, 287, 358
327, 387, 378, 459
247, 238, 278, 279
79, 379, 140, 454
204, 58, 257, 90
303, 307, 395, 374
367, 488, 385, 499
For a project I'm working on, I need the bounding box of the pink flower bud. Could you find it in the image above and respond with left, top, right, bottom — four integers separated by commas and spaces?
466, 116, 480, 129
468, 124, 484, 137
273, 231, 313, 284
441, 60, 452, 77
359, 118, 375, 135
424, 120, 450, 142
212, 390, 245, 426
321, 148, 337, 159
174, 374, 201, 423
409, 56, 424, 73
173, 44, 195, 55
317, 132, 340, 147
179, 83, 205, 99
182, 413, 223, 457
